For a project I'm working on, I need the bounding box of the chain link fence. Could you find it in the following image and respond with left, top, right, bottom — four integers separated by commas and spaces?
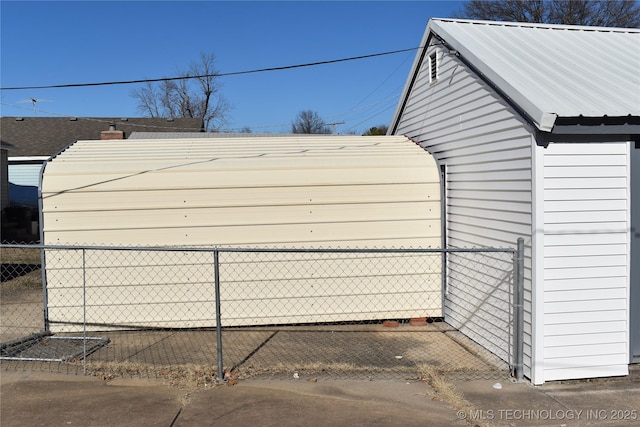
1, 243, 522, 382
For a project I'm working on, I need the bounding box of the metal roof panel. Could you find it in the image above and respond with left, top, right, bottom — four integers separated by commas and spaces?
397, 18, 640, 132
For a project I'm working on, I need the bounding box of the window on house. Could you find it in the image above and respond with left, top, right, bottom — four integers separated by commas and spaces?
429, 52, 438, 83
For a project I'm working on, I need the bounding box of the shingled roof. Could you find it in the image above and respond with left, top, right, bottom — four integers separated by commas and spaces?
0, 117, 204, 157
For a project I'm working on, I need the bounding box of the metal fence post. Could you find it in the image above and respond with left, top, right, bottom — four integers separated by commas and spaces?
82, 248, 87, 375
214, 249, 224, 381
40, 245, 50, 333
514, 238, 525, 381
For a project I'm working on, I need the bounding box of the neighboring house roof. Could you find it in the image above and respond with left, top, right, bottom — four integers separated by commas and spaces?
392, 18, 640, 133
1, 140, 16, 151
0, 117, 204, 157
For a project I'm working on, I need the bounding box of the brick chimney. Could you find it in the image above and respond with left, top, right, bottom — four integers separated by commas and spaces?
100, 123, 125, 140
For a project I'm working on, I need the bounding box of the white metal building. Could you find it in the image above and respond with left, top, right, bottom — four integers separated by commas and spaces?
390, 18, 640, 384
40, 135, 442, 329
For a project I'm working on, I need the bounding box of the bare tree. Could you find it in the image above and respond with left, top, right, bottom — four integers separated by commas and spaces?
291, 110, 331, 134
455, 0, 640, 27
130, 52, 230, 131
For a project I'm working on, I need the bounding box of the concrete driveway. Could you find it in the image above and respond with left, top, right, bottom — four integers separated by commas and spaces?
0, 371, 459, 427
2, 367, 639, 427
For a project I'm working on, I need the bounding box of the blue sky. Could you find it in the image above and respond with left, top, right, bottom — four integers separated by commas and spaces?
1, 1, 462, 134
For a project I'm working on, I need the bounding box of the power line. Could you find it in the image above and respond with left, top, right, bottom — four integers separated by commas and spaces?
343, 101, 399, 134
339, 50, 413, 115
1, 46, 419, 133
0, 47, 420, 91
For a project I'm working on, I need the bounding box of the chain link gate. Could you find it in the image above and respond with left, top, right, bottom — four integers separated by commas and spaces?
1, 242, 524, 381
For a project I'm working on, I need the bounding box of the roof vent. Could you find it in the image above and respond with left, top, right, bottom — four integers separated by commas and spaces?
429, 52, 438, 83
15, 117, 24, 121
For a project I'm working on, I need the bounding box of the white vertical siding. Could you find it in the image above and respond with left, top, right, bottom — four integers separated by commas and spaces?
542, 141, 629, 382
393, 43, 534, 373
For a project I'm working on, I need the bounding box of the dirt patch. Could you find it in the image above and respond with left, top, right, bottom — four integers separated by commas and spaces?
1, 267, 44, 343
0, 247, 41, 264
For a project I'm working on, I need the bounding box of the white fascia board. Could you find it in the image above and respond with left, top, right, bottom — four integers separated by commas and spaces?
8, 156, 50, 162
429, 20, 558, 133
538, 113, 558, 133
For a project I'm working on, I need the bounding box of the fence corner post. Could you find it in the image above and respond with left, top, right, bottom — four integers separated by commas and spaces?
514, 237, 525, 381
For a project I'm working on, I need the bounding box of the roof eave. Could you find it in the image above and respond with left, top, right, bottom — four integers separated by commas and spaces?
536, 112, 558, 133
390, 19, 560, 134
391, 18, 639, 137
430, 19, 562, 133
550, 115, 640, 134
550, 124, 640, 134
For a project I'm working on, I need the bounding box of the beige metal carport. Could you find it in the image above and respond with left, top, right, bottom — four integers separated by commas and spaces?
41, 135, 441, 329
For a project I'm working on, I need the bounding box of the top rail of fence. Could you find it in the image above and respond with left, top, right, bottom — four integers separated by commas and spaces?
1, 243, 517, 255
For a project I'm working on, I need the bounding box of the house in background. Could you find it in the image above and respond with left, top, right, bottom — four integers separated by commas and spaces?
0, 117, 203, 241
390, 18, 639, 384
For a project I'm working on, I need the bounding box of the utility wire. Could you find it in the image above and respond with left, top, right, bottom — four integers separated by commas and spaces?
0, 47, 420, 91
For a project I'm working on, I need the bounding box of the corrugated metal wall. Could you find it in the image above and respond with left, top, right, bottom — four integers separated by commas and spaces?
8, 162, 43, 187
41, 135, 442, 329
393, 43, 534, 371
7, 162, 43, 207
